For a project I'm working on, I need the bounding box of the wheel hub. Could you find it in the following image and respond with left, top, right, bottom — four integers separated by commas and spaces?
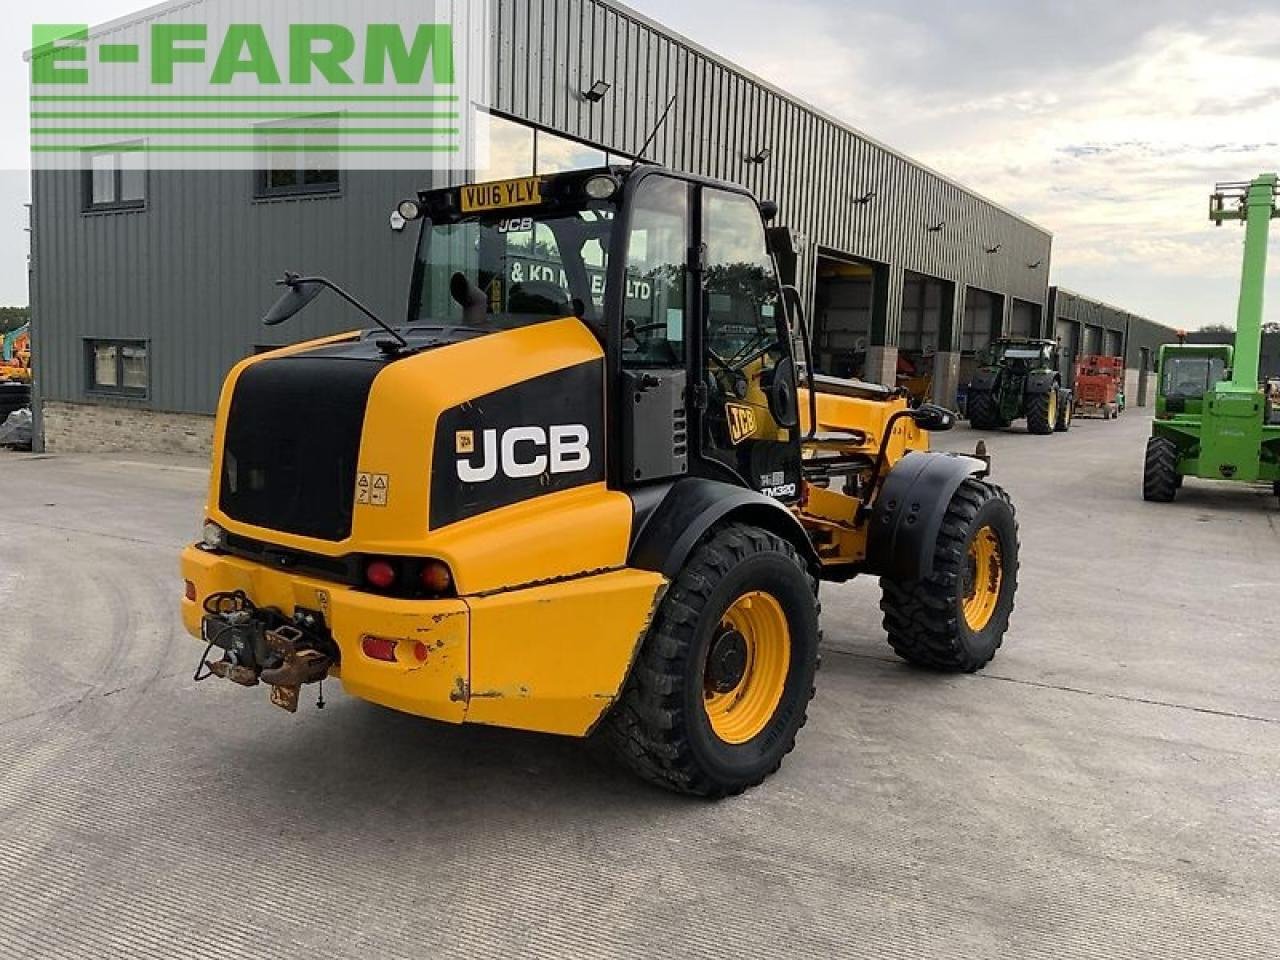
706, 628, 749, 693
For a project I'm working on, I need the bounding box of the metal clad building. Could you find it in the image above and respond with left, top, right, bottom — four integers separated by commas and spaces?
1048, 287, 1179, 407
31, 0, 1054, 452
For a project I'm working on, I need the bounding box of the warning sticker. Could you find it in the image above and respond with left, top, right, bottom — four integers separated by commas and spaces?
356, 472, 390, 507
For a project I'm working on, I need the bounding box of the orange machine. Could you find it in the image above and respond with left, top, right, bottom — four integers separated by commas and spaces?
1072, 354, 1125, 419
0, 325, 30, 384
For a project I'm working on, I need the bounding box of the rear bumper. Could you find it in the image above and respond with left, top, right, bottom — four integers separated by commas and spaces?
182, 546, 469, 724
181, 546, 668, 736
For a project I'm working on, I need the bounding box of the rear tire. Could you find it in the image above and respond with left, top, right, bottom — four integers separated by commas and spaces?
1143, 436, 1179, 502
605, 523, 820, 798
1026, 390, 1055, 435
880, 479, 1019, 673
966, 390, 1003, 430
1055, 391, 1073, 432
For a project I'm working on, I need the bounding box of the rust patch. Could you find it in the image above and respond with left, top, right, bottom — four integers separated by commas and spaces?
207, 660, 258, 687
270, 684, 301, 713
449, 676, 470, 703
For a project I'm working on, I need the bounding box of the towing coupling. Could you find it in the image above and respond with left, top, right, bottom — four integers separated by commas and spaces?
195, 591, 336, 713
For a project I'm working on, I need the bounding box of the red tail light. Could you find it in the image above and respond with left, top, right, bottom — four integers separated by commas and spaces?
420, 560, 454, 595
365, 560, 397, 590
361, 635, 399, 662
184, 580, 197, 602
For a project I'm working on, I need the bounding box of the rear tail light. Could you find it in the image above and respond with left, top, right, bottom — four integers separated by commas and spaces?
361, 635, 399, 662
184, 580, 197, 602
420, 560, 454, 596
365, 560, 397, 590
361, 556, 456, 598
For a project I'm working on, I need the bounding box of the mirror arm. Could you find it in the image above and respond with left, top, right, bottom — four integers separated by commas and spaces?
282, 274, 408, 350
781, 284, 818, 443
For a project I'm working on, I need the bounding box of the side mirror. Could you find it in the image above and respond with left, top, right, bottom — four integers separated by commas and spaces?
908, 403, 956, 432
263, 274, 325, 326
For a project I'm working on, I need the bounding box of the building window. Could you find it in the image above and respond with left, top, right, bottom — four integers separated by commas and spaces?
255, 117, 340, 198
87, 339, 148, 397
83, 147, 146, 211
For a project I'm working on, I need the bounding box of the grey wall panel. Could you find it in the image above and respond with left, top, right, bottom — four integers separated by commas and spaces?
1049, 287, 1178, 370
32, 168, 434, 414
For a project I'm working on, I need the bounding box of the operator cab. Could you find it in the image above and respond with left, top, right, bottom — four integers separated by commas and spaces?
984, 337, 1057, 371
406, 165, 802, 501
1157, 344, 1231, 416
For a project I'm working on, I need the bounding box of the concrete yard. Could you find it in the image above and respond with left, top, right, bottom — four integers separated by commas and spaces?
1, 411, 1277, 959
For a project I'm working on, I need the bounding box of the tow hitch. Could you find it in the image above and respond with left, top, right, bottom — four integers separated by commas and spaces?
195, 591, 338, 713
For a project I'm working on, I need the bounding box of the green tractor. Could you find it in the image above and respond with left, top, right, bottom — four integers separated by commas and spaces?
966, 337, 1073, 435
1143, 173, 1280, 503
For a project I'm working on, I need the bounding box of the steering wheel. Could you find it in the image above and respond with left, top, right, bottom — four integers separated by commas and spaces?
508, 280, 574, 317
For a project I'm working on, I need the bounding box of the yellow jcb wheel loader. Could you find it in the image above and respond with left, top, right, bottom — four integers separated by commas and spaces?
182, 165, 1019, 797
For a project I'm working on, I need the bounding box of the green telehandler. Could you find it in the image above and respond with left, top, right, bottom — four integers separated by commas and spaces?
1143, 174, 1280, 502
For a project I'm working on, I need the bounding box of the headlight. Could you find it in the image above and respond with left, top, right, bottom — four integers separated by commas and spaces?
583, 175, 619, 200
397, 199, 422, 221
201, 521, 227, 550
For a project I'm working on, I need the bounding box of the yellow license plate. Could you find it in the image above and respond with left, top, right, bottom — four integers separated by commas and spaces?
459, 176, 543, 213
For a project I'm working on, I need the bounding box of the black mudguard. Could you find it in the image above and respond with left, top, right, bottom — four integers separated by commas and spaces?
628, 478, 820, 580
1025, 371, 1057, 394
866, 451, 987, 581
970, 369, 999, 393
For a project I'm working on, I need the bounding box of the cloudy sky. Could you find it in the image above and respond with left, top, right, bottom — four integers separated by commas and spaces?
3, 0, 1277, 328
626, 0, 1280, 329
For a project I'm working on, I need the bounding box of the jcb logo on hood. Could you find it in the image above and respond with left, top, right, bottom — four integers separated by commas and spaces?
455, 426, 592, 482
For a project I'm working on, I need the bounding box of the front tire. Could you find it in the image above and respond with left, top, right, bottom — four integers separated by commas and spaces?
880, 479, 1019, 672
1026, 389, 1056, 435
1143, 436, 1179, 502
605, 523, 820, 797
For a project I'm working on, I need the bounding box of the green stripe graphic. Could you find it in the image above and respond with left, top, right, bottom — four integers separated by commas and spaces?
32, 95, 459, 103
98, 45, 139, 63
32, 128, 461, 136
32, 144, 461, 153
31, 112, 459, 120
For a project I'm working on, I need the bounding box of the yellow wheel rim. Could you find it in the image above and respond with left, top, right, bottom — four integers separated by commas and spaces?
962, 525, 1004, 631
1047, 391, 1058, 426
703, 591, 791, 745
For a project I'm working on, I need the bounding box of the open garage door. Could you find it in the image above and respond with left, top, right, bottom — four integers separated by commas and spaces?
813, 253, 886, 380
959, 287, 1004, 388
1083, 324, 1102, 357
1102, 328, 1123, 358
1009, 299, 1041, 339
1055, 318, 1078, 384
900, 270, 954, 402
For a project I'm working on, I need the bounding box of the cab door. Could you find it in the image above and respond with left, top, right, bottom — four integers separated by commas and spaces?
695, 187, 801, 499
616, 173, 693, 485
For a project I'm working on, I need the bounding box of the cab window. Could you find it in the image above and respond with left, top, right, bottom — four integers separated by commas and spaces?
622, 176, 689, 368
1164, 356, 1225, 398
703, 190, 783, 375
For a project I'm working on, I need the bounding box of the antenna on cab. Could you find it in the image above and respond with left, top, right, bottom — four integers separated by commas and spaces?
631, 94, 679, 169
